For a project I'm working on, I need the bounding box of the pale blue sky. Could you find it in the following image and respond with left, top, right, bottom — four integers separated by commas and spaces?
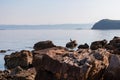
0, 0, 120, 25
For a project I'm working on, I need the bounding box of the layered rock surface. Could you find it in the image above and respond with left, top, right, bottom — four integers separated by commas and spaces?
33, 47, 111, 80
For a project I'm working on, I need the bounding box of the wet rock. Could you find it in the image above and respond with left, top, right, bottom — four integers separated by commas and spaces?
0, 50, 6, 53
78, 43, 89, 49
33, 40, 56, 50
66, 39, 78, 49
4, 50, 33, 69
90, 39, 107, 50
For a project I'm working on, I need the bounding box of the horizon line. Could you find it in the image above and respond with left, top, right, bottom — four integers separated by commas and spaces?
0, 23, 93, 26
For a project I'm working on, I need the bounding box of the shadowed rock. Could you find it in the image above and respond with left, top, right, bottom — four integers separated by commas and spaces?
78, 43, 89, 49
103, 54, 120, 80
105, 36, 120, 55
0, 50, 6, 53
33, 40, 56, 50
90, 39, 107, 50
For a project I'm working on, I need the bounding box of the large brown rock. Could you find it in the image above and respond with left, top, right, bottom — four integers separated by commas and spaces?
103, 54, 120, 80
4, 50, 33, 69
90, 39, 107, 50
33, 40, 56, 50
33, 46, 110, 80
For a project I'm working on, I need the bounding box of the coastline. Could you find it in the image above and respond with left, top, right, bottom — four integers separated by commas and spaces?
0, 37, 120, 80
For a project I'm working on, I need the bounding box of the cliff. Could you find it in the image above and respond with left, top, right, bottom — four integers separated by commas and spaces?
92, 19, 120, 29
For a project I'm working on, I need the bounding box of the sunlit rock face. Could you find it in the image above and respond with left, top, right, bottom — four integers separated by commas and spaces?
4, 50, 33, 69
33, 47, 110, 80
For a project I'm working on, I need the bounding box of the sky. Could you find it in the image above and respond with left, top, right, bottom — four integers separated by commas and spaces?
0, 0, 120, 25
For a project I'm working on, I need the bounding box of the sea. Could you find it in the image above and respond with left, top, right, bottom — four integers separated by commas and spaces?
1, 24, 120, 70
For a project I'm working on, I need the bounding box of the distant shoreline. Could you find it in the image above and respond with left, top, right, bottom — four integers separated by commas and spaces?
92, 19, 120, 29
0, 24, 92, 30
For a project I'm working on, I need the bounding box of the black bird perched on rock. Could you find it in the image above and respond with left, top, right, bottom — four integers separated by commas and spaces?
66, 39, 78, 49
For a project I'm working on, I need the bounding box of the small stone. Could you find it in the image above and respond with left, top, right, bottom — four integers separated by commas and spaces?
0, 50, 6, 53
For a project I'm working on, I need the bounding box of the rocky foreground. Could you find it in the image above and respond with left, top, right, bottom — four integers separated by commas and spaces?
0, 37, 120, 80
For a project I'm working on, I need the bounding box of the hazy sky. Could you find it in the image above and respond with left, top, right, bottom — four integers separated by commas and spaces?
0, 0, 120, 25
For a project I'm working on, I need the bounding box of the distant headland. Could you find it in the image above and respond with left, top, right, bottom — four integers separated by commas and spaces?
92, 19, 120, 29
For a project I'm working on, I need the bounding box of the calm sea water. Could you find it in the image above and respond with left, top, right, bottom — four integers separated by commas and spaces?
0, 25, 120, 70
0, 24, 92, 30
